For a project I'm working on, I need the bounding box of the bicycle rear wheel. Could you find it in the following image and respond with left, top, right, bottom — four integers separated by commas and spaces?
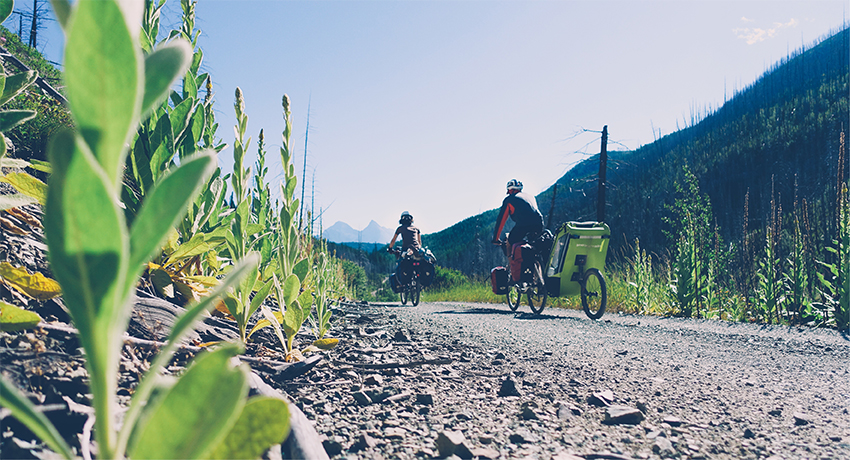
581, 268, 607, 319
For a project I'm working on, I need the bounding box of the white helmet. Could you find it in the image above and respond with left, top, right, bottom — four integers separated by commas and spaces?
400, 211, 413, 224
506, 179, 523, 193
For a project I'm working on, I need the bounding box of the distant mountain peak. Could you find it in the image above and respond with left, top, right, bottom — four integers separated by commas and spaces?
323, 220, 393, 244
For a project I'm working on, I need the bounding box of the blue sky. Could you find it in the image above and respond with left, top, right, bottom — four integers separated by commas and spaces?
13, 0, 849, 236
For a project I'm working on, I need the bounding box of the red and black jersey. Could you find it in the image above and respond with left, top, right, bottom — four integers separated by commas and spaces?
394, 224, 421, 252
493, 191, 544, 242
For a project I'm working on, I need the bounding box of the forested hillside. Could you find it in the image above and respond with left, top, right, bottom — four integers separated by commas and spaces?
426, 26, 849, 278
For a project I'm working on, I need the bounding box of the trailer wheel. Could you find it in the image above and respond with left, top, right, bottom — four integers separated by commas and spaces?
581, 268, 606, 319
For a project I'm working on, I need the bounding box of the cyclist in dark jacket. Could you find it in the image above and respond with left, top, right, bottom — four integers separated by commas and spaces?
492, 179, 544, 247
388, 211, 422, 256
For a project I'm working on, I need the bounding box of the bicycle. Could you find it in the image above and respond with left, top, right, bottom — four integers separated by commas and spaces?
497, 240, 548, 315
492, 222, 609, 319
388, 247, 433, 307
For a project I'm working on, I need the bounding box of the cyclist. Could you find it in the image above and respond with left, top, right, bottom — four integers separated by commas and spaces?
492, 179, 544, 249
388, 211, 422, 258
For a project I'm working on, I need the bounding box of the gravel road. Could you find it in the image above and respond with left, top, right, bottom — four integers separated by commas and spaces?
288, 300, 850, 460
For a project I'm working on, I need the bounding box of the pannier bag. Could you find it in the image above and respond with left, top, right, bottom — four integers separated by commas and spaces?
390, 273, 402, 293
510, 243, 534, 282
520, 244, 536, 283
396, 258, 414, 283
490, 266, 509, 295
419, 260, 436, 287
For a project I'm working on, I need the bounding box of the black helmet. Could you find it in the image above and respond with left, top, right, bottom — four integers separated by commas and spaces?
400, 211, 413, 224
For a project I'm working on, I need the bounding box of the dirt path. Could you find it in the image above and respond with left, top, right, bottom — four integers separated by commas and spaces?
286, 301, 850, 460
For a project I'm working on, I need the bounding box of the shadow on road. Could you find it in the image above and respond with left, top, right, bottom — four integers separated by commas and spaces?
436, 306, 566, 321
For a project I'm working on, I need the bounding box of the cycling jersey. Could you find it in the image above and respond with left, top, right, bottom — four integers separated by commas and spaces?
493, 191, 544, 244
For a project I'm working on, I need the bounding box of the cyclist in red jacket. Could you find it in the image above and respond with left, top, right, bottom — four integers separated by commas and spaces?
492, 179, 544, 248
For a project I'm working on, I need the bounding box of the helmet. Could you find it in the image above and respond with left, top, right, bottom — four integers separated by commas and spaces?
506, 179, 523, 193
399, 211, 413, 224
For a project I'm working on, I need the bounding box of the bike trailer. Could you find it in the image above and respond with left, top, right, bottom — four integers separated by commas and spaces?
490, 266, 509, 295
544, 221, 610, 297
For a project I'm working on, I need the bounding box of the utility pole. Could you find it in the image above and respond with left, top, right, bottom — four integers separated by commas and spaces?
597, 125, 608, 222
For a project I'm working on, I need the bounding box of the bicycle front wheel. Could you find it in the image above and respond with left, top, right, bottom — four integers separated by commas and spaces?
581, 268, 607, 319
506, 285, 521, 311
400, 290, 408, 305
527, 262, 547, 315
411, 283, 421, 306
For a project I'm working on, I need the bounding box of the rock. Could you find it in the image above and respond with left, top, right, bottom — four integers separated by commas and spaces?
497, 376, 521, 397
321, 438, 343, 457
793, 412, 812, 426
743, 427, 756, 438
393, 329, 411, 341
384, 427, 406, 439
415, 393, 434, 405
588, 390, 615, 406
364, 374, 384, 386
653, 437, 676, 457
348, 433, 379, 452
435, 430, 473, 458
352, 391, 372, 405
602, 405, 645, 425
662, 415, 683, 426
519, 406, 538, 420
469, 446, 500, 459
553, 453, 585, 460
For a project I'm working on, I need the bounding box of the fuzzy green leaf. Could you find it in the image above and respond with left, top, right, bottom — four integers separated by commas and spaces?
0, 300, 42, 332
0, 0, 13, 25
0, 375, 74, 459
282, 273, 300, 308
292, 257, 310, 283
129, 153, 216, 272
141, 40, 192, 118
208, 396, 291, 460
64, 0, 141, 185
44, 130, 128, 345
129, 345, 249, 460
0, 70, 38, 106
248, 278, 273, 319
0, 110, 37, 132
0, 193, 37, 211
0, 172, 47, 205
49, 0, 72, 31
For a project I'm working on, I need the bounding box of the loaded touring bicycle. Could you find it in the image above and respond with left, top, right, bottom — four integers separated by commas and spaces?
491, 221, 610, 319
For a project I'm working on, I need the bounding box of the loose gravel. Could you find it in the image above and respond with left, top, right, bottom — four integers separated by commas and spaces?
284, 301, 850, 460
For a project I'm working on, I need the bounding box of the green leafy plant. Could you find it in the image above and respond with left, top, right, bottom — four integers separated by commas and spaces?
0, 1, 289, 458
627, 238, 653, 314
815, 183, 850, 329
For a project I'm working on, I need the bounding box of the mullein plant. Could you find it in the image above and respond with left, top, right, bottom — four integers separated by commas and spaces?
253, 95, 316, 361
0, 1, 289, 458
220, 87, 274, 343
816, 181, 850, 329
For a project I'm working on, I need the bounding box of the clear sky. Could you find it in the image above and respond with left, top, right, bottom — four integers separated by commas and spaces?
13, 0, 849, 236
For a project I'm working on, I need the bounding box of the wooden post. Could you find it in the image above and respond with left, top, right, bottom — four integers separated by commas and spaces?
597, 125, 608, 222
